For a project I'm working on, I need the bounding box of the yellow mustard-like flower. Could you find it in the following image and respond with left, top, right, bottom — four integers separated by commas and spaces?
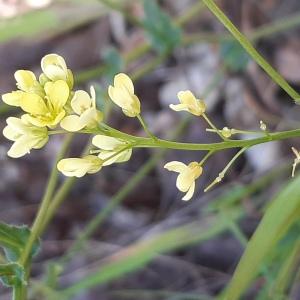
92, 135, 132, 166
41, 54, 74, 88
2, 70, 43, 106
3, 116, 49, 158
57, 155, 103, 177
164, 161, 202, 201
170, 90, 206, 116
108, 73, 141, 117
60, 86, 103, 132
2, 91, 24, 107
20, 80, 69, 127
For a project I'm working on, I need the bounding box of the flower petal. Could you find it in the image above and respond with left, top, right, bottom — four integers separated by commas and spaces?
164, 161, 187, 173
98, 148, 132, 166
57, 155, 102, 177
14, 70, 36, 91
71, 90, 92, 115
7, 135, 39, 158
79, 108, 102, 129
41, 54, 68, 81
92, 135, 124, 150
20, 93, 48, 115
114, 73, 134, 94
176, 169, 193, 192
182, 181, 195, 201
2, 91, 24, 107
45, 80, 69, 111
60, 115, 84, 132
169, 103, 189, 112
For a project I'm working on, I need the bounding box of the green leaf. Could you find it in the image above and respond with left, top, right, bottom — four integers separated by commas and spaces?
0, 263, 25, 287
143, 0, 182, 54
0, 223, 40, 262
224, 175, 300, 300
220, 40, 250, 71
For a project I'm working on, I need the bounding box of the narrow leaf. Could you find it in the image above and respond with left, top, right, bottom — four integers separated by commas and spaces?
225, 175, 300, 300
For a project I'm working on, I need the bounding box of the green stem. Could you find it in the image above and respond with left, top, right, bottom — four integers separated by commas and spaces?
204, 147, 248, 192
202, 0, 300, 102
203, 113, 227, 140
13, 283, 23, 300
92, 127, 300, 152
199, 150, 215, 166
137, 114, 157, 140
17, 134, 74, 299
38, 140, 93, 235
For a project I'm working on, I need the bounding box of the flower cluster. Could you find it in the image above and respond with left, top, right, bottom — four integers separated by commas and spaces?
2, 54, 103, 157
2, 53, 216, 201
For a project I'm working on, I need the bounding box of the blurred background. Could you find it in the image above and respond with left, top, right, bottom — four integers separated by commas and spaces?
1, 0, 300, 299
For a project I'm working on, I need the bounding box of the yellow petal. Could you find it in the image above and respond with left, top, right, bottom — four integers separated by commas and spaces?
164, 161, 187, 173
182, 182, 195, 201
57, 155, 102, 177
41, 54, 68, 81
98, 148, 132, 166
2, 91, 24, 107
45, 80, 69, 111
169, 103, 189, 112
177, 91, 197, 106
79, 108, 102, 129
114, 73, 134, 94
60, 115, 83, 132
3, 125, 20, 141
7, 135, 39, 158
71, 90, 92, 115
5, 117, 27, 135
20, 93, 48, 115
92, 135, 124, 150
14, 70, 36, 91
176, 91, 206, 116
176, 170, 193, 192
188, 162, 203, 179
90, 86, 96, 107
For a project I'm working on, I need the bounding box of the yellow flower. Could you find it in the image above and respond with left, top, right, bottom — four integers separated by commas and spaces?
41, 54, 74, 88
60, 86, 103, 132
2, 70, 43, 106
92, 135, 132, 166
108, 73, 141, 117
20, 80, 69, 127
164, 161, 202, 201
57, 155, 102, 177
3, 116, 49, 158
2, 91, 24, 107
14, 70, 41, 93
170, 90, 206, 116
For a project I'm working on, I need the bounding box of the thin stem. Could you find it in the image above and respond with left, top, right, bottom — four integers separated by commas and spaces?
13, 283, 23, 300
90, 127, 300, 152
137, 114, 157, 140
199, 150, 215, 166
206, 128, 263, 136
19, 134, 74, 266
204, 147, 248, 192
202, 0, 300, 102
202, 113, 228, 141
38, 139, 92, 236
17, 134, 74, 300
